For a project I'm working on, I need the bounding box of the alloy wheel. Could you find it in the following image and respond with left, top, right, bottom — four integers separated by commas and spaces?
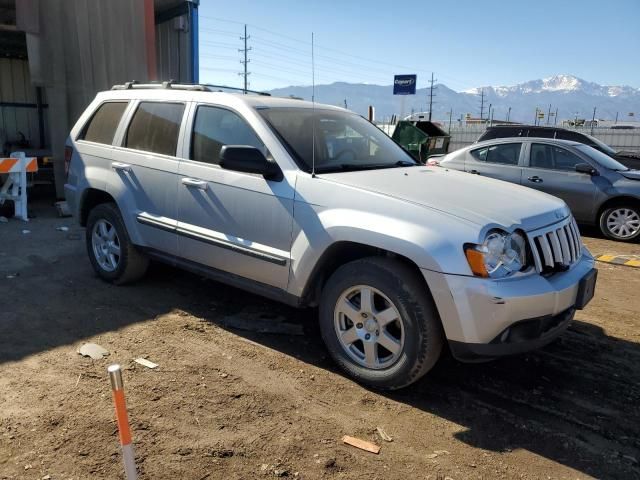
333, 285, 405, 369
91, 219, 121, 272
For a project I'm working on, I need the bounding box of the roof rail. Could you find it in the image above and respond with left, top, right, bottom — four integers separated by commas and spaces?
111, 80, 270, 96
202, 84, 271, 96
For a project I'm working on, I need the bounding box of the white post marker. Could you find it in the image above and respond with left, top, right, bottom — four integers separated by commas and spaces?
0, 151, 38, 221
108, 364, 137, 480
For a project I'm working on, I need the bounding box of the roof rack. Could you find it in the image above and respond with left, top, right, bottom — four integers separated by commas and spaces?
111, 80, 270, 96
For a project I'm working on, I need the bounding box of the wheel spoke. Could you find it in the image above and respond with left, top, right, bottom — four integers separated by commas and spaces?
376, 307, 398, 326
338, 298, 361, 322
340, 327, 359, 346
107, 225, 117, 241
363, 341, 378, 367
98, 221, 109, 238
359, 287, 374, 313
109, 244, 121, 256
107, 254, 118, 270
377, 331, 401, 355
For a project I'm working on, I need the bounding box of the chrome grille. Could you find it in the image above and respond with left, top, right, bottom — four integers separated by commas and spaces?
529, 217, 582, 273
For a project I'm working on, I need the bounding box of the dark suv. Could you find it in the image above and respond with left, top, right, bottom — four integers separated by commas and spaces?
477, 125, 640, 170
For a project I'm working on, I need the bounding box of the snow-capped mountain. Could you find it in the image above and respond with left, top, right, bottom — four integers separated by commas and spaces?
268, 75, 640, 123
466, 75, 639, 98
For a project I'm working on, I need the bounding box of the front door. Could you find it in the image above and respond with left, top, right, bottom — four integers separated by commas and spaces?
176, 104, 294, 289
522, 142, 598, 222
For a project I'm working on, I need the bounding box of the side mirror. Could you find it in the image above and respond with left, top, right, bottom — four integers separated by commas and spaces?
575, 163, 598, 176
219, 146, 282, 180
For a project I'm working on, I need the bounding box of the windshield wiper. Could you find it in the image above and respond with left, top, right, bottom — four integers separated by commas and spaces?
315, 160, 416, 173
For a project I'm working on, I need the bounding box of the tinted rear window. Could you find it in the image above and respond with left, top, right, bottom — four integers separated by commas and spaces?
80, 102, 128, 144
471, 143, 522, 165
125, 102, 185, 156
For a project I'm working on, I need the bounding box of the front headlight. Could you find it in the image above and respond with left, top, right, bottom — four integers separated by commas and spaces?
465, 230, 527, 278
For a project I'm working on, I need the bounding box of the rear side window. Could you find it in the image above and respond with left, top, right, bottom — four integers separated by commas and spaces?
125, 102, 185, 156
190, 105, 264, 164
80, 102, 128, 144
471, 143, 521, 165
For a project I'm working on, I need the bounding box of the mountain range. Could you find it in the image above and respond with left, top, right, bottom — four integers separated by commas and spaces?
268, 75, 640, 123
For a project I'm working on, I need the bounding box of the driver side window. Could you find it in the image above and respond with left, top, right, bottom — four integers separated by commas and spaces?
190, 106, 265, 165
530, 143, 583, 171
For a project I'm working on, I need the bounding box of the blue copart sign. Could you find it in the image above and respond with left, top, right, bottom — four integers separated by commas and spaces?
393, 75, 417, 95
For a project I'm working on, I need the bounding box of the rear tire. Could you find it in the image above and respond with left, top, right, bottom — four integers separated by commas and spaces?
86, 203, 149, 284
319, 257, 444, 390
599, 205, 640, 242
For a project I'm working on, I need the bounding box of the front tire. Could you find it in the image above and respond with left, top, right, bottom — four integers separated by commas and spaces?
86, 203, 149, 284
319, 257, 444, 390
599, 205, 640, 242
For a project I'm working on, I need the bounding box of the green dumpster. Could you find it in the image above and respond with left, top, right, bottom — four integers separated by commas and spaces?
391, 121, 451, 163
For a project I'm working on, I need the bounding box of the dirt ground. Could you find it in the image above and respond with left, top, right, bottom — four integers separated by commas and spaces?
1, 198, 639, 480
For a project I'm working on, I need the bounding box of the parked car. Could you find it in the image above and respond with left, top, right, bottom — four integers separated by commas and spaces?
440, 138, 640, 241
477, 124, 640, 170
64, 84, 597, 389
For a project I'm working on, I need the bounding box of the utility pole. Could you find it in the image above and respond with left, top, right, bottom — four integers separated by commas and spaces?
479, 89, 485, 121
344, 99, 348, 109
506, 106, 511, 122
487, 103, 492, 126
239, 24, 251, 94
554, 108, 558, 125
448, 108, 453, 134
591, 107, 597, 134
534, 107, 538, 125
615, 112, 619, 124
547, 104, 552, 125
428, 72, 437, 121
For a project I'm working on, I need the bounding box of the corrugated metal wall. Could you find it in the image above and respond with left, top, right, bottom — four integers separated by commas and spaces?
156, 14, 193, 82
0, 58, 49, 152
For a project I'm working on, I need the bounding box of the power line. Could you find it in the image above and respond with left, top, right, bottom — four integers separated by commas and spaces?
239, 24, 251, 93
199, 14, 476, 90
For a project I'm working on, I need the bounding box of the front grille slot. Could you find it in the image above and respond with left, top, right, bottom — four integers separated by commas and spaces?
529, 217, 582, 273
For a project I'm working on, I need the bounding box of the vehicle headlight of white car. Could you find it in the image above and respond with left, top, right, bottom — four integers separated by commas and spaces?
464, 230, 528, 278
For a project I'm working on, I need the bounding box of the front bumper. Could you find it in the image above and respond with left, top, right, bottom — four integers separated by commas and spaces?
422, 250, 596, 362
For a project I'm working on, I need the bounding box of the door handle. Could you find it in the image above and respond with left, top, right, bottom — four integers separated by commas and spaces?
469, 169, 481, 175
181, 178, 208, 190
527, 176, 543, 183
111, 162, 132, 172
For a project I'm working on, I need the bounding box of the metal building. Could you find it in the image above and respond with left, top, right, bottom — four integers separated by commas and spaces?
0, 0, 199, 197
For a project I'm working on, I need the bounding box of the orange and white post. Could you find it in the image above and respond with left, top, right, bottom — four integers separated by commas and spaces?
108, 364, 137, 480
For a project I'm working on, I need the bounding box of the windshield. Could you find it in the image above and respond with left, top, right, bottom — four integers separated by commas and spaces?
582, 132, 617, 156
576, 145, 629, 171
257, 107, 417, 173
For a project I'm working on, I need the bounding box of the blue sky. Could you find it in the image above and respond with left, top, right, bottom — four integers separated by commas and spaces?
198, 0, 640, 92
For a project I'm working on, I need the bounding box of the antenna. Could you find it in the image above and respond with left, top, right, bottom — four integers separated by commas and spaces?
311, 32, 316, 177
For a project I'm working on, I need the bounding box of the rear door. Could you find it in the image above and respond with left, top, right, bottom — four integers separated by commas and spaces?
111, 100, 187, 255
464, 142, 524, 184
175, 103, 294, 289
522, 142, 597, 221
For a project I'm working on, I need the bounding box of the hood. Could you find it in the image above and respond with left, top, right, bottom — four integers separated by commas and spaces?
319, 166, 569, 231
620, 170, 640, 181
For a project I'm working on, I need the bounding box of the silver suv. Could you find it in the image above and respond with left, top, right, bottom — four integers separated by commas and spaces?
64, 83, 597, 389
